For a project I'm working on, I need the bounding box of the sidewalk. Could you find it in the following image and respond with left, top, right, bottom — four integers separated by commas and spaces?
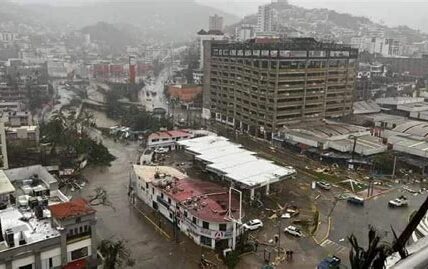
312, 213, 331, 245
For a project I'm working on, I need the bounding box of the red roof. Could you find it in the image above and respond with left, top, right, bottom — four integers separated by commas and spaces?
163, 178, 241, 222
148, 130, 191, 141
49, 198, 96, 221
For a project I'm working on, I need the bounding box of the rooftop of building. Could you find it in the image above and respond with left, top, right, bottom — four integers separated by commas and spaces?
392, 121, 428, 137
49, 198, 95, 221
177, 136, 296, 188
0, 207, 60, 251
276, 121, 386, 156
0, 167, 69, 252
133, 165, 187, 183
353, 100, 381, 115
211, 37, 357, 51
363, 113, 408, 123
376, 97, 424, 106
397, 102, 428, 112
133, 165, 240, 222
5, 165, 58, 188
197, 29, 224, 36
148, 130, 192, 141
282, 121, 368, 139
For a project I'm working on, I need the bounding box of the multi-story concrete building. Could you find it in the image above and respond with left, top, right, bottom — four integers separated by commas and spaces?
0, 165, 98, 269
209, 14, 224, 32
257, 4, 274, 33
235, 24, 256, 42
203, 38, 358, 138
196, 30, 226, 70
129, 165, 242, 250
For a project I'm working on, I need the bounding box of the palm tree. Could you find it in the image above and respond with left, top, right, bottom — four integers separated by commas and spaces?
348, 226, 392, 269
392, 195, 428, 258
99, 239, 134, 269
348, 195, 428, 268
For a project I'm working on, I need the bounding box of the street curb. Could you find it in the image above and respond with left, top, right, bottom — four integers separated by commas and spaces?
364, 187, 397, 201
312, 216, 332, 245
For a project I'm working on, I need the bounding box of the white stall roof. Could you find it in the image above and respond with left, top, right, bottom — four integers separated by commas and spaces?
178, 136, 296, 188
207, 152, 259, 171
196, 146, 255, 162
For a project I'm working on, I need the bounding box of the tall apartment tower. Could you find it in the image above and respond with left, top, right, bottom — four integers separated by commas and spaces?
209, 14, 224, 32
257, 4, 274, 33
203, 38, 358, 139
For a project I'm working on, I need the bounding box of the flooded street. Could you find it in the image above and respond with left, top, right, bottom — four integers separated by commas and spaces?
74, 138, 208, 269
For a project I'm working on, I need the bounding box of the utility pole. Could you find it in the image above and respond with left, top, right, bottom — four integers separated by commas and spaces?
228, 187, 242, 250
392, 155, 397, 179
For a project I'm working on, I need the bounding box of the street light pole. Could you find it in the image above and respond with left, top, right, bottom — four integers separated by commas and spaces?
229, 187, 242, 250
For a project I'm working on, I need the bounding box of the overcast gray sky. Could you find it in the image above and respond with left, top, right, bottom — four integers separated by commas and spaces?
11, 0, 428, 31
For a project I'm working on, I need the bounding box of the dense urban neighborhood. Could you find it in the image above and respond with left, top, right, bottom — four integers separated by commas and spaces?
1, 0, 428, 268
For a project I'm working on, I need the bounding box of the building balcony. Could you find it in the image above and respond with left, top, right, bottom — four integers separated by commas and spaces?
277, 110, 302, 117
277, 76, 306, 82
277, 101, 304, 107
306, 76, 326, 81
303, 107, 323, 114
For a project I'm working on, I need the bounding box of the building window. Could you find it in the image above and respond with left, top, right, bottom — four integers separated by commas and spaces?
219, 224, 227, 231
168, 198, 171, 204
70, 246, 89, 261
169, 213, 173, 219
161, 193, 164, 199
146, 182, 149, 189
76, 217, 81, 223
192, 217, 197, 224
200, 235, 212, 247
19, 265, 33, 269
202, 221, 209, 229
184, 211, 188, 218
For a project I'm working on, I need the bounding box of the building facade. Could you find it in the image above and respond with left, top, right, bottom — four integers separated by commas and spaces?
129, 166, 242, 250
203, 38, 358, 138
147, 130, 193, 150
209, 14, 224, 32
0, 166, 98, 269
257, 4, 274, 33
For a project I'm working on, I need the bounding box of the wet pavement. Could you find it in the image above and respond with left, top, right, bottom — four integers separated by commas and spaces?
74, 138, 217, 269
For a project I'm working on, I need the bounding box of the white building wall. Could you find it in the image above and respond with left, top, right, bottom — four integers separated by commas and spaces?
12, 255, 35, 269
66, 238, 92, 262
130, 173, 236, 249
41, 247, 61, 269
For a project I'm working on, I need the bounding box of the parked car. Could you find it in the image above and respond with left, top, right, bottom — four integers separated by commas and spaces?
317, 256, 341, 269
243, 219, 263, 231
389, 196, 408, 207
316, 181, 332, 190
154, 148, 169, 154
284, 225, 303, 237
347, 196, 364, 206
